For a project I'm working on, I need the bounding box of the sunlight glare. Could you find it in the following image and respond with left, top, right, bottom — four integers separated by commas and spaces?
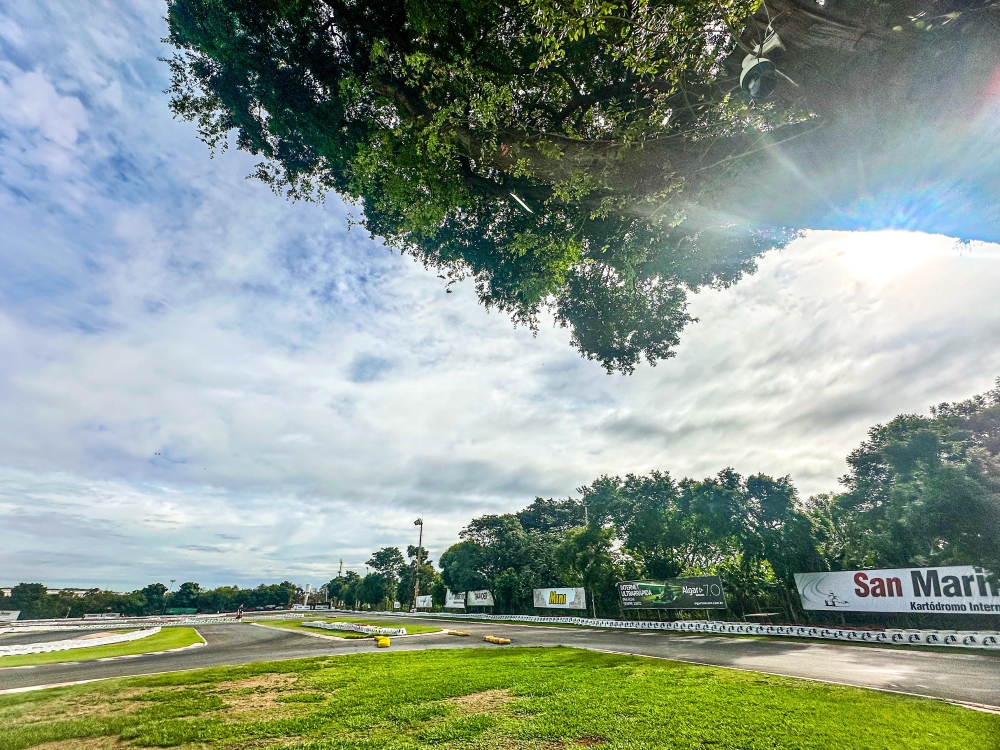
825, 231, 958, 285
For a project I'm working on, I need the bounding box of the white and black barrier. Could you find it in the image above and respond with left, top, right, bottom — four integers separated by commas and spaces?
0, 627, 161, 657
302, 621, 406, 636
382, 611, 999, 649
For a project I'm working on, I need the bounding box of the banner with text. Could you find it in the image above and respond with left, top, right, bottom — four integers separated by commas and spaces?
795, 566, 1000, 614
533, 587, 587, 610
444, 590, 466, 609
466, 589, 495, 607
618, 578, 727, 610
416, 595, 434, 609
0, 611, 19, 622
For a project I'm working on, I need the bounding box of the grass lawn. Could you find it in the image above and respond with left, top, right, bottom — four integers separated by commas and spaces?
254, 617, 441, 636
2, 648, 997, 750
0, 628, 203, 668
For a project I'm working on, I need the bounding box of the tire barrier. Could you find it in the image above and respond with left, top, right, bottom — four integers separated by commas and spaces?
302, 621, 406, 636
375, 611, 999, 650
0, 627, 160, 657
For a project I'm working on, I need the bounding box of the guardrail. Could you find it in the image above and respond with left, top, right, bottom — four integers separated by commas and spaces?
377, 611, 999, 649
302, 621, 406, 636
0, 627, 161, 656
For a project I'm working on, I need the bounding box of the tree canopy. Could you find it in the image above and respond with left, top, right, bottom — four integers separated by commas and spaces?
164, 0, 1000, 371
425, 379, 1000, 622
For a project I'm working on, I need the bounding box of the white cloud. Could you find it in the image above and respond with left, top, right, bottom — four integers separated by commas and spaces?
2, 2, 1000, 590
0, 69, 88, 146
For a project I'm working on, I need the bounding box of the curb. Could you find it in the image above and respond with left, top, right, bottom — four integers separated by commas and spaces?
251, 622, 440, 641
0, 629, 206, 672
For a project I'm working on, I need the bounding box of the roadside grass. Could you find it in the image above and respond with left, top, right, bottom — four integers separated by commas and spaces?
1, 647, 997, 750
0, 628, 203, 668
254, 617, 440, 636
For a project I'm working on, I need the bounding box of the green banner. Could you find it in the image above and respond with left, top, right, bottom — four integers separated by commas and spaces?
618, 577, 727, 609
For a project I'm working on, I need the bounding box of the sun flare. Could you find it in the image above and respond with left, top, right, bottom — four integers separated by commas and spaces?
825, 231, 960, 285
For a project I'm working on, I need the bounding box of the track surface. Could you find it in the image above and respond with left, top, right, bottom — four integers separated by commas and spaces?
2, 618, 998, 710
0, 629, 105, 647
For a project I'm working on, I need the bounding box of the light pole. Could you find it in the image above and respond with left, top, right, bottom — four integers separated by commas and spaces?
163, 579, 176, 615
412, 518, 424, 611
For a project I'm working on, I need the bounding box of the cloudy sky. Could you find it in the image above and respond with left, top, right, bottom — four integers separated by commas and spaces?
3, 2, 1000, 591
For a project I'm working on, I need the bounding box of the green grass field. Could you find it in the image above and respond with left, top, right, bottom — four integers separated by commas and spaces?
1, 647, 996, 750
254, 617, 441, 636
0, 627, 203, 668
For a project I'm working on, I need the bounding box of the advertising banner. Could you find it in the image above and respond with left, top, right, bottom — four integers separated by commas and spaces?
618, 578, 727, 610
795, 566, 1000, 614
466, 589, 495, 607
416, 595, 434, 609
444, 589, 466, 609
532, 587, 587, 610
0, 611, 19, 622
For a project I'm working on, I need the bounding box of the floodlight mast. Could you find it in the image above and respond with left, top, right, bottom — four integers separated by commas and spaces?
412, 518, 424, 612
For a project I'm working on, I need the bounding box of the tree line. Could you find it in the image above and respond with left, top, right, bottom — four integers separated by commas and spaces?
329, 379, 1000, 627
7, 381, 998, 625
0, 581, 302, 620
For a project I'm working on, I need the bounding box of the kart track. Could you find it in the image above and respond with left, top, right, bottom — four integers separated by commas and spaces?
2, 617, 998, 711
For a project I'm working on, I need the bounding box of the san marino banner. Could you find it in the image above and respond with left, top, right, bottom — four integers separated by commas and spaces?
466, 589, 495, 606
795, 566, 1000, 614
444, 589, 466, 609
618, 578, 727, 610
533, 587, 587, 610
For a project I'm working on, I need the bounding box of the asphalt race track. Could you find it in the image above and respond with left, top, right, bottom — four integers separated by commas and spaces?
0, 629, 103, 647
2, 618, 998, 711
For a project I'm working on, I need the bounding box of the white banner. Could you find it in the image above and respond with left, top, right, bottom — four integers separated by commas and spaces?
0, 611, 20, 622
416, 595, 433, 609
795, 566, 1000, 613
444, 590, 466, 609
533, 587, 587, 610
466, 589, 495, 607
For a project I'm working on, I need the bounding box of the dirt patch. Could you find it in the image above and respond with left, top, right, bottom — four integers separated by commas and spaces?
449, 689, 513, 715
28, 737, 131, 750
215, 673, 298, 691
224, 737, 309, 750
496, 741, 563, 750
13, 694, 138, 725
211, 673, 306, 717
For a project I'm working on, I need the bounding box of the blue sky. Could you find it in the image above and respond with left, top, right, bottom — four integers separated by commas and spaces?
3, 2, 1000, 591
